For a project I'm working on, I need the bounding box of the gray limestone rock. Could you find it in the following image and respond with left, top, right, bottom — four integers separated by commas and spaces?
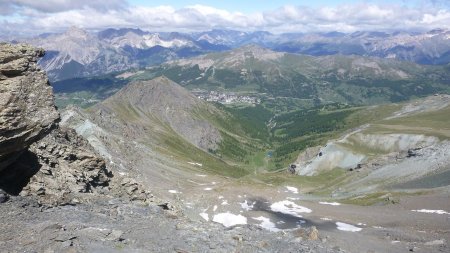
20, 127, 111, 206
0, 43, 59, 171
0, 44, 119, 207
0, 189, 7, 203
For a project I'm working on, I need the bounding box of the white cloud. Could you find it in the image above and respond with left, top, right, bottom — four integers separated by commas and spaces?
421, 9, 450, 24
5, 0, 127, 13
1, 2, 450, 36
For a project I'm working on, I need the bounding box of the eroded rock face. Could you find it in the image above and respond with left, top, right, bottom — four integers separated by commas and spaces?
21, 127, 110, 206
0, 43, 59, 171
0, 43, 118, 206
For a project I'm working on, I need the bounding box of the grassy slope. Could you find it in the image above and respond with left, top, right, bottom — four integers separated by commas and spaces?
319, 102, 450, 205
105, 100, 251, 178
267, 102, 402, 169
186, 99, 403, 174
134, 49, 450, 105
373, 105, 450, 139
193, 104, 273, 172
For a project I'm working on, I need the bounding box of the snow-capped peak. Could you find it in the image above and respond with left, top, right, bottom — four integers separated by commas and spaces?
142, 34, 193, 48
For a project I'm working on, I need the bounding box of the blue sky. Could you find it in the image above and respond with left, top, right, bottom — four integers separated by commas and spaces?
0, 0, 449, 35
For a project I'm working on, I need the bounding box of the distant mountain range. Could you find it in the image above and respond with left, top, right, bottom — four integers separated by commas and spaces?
23, 27, 229, 81
13, 27, 450, 81
135, 45, 450, 104
52, 45, 450, 110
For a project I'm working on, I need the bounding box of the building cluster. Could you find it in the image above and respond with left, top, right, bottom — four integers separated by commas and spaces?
194, 91, 261, 105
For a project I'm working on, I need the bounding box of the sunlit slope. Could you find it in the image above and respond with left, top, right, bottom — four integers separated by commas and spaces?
63, 76, 275, 181
292, 95, 450, 198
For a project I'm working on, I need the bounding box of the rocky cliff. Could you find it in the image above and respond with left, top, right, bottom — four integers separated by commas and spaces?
0, 43, 59, 171
0, 43, 114, 206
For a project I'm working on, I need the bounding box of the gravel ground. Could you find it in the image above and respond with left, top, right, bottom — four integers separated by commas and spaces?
0, 196, 343, 253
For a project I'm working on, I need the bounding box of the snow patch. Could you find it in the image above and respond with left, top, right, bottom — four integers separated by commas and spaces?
221, 200, 229, 205
142, 34, 192, 48
319, 201, 341, 206
204, 187, 213, 191
240, 200, 254, 211
213, 205, 218, 212
199, 213, 209, 221
270, 200, 312, 217
188, 162, 203, 167
425, 239, 445, 246
196, 174, 207, 177
285, 186, 299, 194
412, 209, 450, 215
320, 217, 333, 221
336, 222, 362, 232
252, 216, 280, 232
213, 213, 247, 227
168, 190, 179, 194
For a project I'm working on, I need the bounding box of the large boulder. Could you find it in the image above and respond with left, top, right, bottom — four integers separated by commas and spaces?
0, 43, 59, 171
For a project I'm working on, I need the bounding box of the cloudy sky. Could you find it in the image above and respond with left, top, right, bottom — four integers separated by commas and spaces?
1, 0, 449, 36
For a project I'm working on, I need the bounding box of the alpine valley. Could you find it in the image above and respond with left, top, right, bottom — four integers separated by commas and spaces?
1, 25, 450, 253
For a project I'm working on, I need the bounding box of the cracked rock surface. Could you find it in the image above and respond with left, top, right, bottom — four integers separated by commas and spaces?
0, 43, 59, 171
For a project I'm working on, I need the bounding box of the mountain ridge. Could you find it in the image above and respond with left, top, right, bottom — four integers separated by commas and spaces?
139, 45, 450, 104
96, 76, 223, 152
11, 27, 450, 81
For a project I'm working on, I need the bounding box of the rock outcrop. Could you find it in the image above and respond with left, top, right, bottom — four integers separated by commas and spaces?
0, 43, 116, 206
0, 43, 59, 171
18, 127, 110, 206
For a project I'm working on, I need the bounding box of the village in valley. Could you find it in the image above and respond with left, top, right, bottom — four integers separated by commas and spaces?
193, 90, 261, 105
